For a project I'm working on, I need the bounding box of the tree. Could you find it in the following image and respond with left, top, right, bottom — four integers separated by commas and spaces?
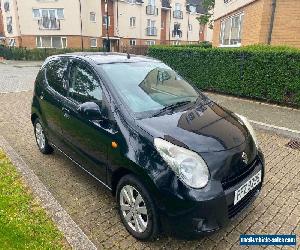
197, 0, 215, 29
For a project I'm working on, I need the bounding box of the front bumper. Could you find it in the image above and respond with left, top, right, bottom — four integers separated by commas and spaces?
159, 155, 265, 237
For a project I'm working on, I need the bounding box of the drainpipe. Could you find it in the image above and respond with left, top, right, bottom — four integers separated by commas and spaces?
169, 8, 171, 45
79, 0, 83, 51
105, 0, 110, 52
267, 0, 277, 45
15, 0, 22, 47
187, 10, 190, 43
116, 0, 119, 51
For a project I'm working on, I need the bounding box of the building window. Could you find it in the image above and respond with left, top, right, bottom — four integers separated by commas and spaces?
90, 38, 97, 48
146, 19, 157, 36
129, 39, 136, 46
127, 0, 136, 3
8, 38, 16, 47
3, 0, 10, 12
33, 9, 40, 18
130, 17, 136, 27
188, 24, 192, 31
90, 12, 96, 22
189, 5, 196, 14
36, 36, 67, 48
6, 16, 13, 34
61, 37, 67, 48
57, 9, 64, 19
146, 40, 155, 45
173, 3, 183, 19
103, 15, 111, 27
33, 9, 64, 19
172, 23, 182, 38
220, 13, 244, 46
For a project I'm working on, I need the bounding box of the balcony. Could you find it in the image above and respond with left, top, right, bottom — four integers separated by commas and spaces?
173, 10, 183, 19
146, 27, 157, 36
146, 5, 157, 15
172, 30, 182, 38
38, 17, 60, 30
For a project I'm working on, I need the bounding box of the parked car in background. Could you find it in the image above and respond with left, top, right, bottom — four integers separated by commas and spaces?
31, 53, 265, 240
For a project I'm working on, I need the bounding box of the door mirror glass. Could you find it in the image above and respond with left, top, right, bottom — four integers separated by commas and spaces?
78, 102, 102, 120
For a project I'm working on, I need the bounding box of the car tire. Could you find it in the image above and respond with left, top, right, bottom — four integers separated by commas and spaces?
34, 119, 53, 155
116, 174, 159, 241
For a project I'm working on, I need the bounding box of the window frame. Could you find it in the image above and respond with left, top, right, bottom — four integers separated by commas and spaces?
36, 36, 67, 48
129, 39, 137, 46
32, 8, 64, 20
146, 40, 155, 45
129, 17, 136, 27
219, 12, 244, 47
90, 38, 98, 48
67, 60, 103, 105
90, 12, 96, 22
103, 15, 111, 27
45, 57, 69, 96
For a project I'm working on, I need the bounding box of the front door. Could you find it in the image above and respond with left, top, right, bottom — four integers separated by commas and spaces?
60, 60, 110, 183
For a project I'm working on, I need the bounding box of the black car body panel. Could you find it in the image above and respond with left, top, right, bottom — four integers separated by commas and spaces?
31, 53, 265, 237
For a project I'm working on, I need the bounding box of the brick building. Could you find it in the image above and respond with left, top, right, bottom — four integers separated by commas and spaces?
212, 0, 300, 48
0, 0, 211, 50
0, 1, 5, 44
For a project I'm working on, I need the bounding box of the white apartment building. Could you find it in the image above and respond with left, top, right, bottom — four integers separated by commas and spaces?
0, 0, 208, 50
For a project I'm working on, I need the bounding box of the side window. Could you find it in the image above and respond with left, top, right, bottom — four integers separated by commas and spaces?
45, 57, 69, 95
69, 62, 102, 105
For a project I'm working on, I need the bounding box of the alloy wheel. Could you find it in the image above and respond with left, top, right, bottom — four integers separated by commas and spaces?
35, 123, 46, 150
120, 185, 148, 233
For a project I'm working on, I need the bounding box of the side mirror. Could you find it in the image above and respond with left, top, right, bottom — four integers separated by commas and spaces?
77, 102, 102, 120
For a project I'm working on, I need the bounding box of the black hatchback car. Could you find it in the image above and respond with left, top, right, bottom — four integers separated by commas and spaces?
31, 53, 265, 240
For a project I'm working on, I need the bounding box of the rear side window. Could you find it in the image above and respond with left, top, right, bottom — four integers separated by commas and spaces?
69, 62, 103, 105
45, 57, 69, 95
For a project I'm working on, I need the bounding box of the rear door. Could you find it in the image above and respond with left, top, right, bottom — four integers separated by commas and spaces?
40, 57, 69, 148
60, 59, 109, 183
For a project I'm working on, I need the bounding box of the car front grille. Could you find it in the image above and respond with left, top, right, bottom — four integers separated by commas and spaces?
221, 157, 259, 190
228, 186, 260, 219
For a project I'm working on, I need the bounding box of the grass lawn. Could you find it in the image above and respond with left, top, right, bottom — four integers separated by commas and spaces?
0, 149, 68, 249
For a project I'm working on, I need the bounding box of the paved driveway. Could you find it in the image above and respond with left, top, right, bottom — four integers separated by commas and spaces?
0, 62, 299, 249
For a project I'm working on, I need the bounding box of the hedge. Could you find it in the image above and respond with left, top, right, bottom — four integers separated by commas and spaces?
0, 46, 103, 61
148, 45, 300, 107
171, 41, 212, 49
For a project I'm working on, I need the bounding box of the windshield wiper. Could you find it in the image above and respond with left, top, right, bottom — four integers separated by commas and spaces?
152, 101, 192, 117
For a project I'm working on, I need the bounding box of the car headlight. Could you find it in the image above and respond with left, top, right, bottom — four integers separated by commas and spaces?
154, 138, 210, 189
236, 114, 259, 147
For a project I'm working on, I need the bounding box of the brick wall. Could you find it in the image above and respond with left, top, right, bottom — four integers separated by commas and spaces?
0, 6, 4, 35
101, 0, 115, 37
212, 20, 220, 46
213, 0, 271, 47
271, 0, 300, 48
161, 10, 168, 44
213, 0, 300, 48
19, 35, 102, 49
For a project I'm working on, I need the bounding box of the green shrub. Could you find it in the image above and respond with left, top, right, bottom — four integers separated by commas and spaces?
0, 47, 103, 61
148, 45, 300, 107
167, 41, 212, 49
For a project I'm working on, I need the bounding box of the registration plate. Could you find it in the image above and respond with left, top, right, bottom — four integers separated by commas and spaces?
234, 171, 262, 205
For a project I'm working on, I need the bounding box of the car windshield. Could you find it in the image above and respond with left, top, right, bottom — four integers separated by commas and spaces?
99, 61, 200, 115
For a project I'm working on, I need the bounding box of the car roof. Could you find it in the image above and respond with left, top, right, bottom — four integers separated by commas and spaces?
54, 52, 160, 65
